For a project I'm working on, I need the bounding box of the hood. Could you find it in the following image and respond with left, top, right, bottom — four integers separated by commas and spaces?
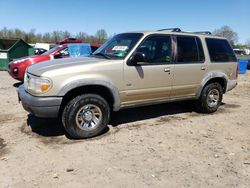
27, 56, 109, 76
10, 54, 49, 64
9, 56, 31, 64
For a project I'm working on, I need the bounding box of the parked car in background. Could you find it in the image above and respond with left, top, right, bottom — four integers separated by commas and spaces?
34, 48, 47, 55
9, 43, 101, 81
234, 49, 245, 55
34, 43, 50, 51
57, 38, 83, 44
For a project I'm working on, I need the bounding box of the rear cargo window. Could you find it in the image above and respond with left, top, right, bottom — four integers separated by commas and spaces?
206, 38, 237, 62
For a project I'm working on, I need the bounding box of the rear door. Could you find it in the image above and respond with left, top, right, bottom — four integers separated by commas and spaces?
171, 36, 207, 98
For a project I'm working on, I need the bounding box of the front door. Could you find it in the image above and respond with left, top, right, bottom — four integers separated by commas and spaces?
122, 35, 174, 106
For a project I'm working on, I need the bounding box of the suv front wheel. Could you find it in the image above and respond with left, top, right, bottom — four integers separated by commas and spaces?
62, 94, 110, 139
196, 82, 223, 113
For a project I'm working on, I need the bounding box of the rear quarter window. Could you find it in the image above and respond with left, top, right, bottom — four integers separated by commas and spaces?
206, 38, 237, 62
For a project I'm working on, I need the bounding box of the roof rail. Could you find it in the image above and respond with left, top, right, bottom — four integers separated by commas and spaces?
193, 31, 212, 35
157, 28, 181, 32
156, 28, 212, 35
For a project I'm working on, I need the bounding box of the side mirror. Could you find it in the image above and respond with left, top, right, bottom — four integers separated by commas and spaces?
53, 52, 62, 59
130, 52, 146, 65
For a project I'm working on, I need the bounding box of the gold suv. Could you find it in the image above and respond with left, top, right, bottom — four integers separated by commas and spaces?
18, 28, 238, 139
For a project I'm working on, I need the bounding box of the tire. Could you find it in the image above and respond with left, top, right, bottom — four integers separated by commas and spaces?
195, 82, 223, 113
62, 94, 110, 139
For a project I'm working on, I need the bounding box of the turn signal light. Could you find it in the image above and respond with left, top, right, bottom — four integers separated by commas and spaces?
40, 84, 50, 92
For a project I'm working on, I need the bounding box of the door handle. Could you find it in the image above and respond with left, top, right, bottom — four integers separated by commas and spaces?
164, 67, 171, 73
201, 66, 206, 70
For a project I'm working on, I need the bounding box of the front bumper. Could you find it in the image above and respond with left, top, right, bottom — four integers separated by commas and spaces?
18, 85, 62, 118
8, 64, 24, 81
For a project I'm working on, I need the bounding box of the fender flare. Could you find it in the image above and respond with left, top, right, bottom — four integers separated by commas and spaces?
58, 79, 121, 111
196, 72, 229, 98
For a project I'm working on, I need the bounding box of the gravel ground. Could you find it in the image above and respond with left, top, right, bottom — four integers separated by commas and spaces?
0, 71, 250, 188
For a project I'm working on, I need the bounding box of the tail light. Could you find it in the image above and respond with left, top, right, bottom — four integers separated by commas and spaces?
236, 64, 238, 80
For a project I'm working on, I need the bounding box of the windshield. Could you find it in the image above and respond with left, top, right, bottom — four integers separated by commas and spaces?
93, 33, 143, 59
43, 45, 59, 55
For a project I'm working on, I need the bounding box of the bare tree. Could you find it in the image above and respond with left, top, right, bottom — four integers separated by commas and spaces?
0, 27, 108, 44
76, 32, 88, 41
42, 32, 51, 43
213, 25, 238, 46
246, 39, 250, 48
95, 29, 108, 43
27, 29, 36, 43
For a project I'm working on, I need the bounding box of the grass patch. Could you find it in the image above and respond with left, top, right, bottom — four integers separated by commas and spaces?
237, 55, 250, 60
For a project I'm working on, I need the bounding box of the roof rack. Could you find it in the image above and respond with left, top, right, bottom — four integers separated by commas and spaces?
157, 28, 212, 35
193, 31, 212, 35
157, 28, 181, 32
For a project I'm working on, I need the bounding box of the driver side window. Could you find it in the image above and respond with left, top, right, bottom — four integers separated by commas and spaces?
136, 35, 172, 64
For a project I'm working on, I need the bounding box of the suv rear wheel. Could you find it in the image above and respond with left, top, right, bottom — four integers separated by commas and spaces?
196, 82, 223, 113
62, 94, 110, 139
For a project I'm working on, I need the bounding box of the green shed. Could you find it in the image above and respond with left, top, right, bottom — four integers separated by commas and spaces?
0, 38, 34, 71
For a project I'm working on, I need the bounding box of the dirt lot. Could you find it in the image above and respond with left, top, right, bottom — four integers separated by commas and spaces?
0, 71, 250, 188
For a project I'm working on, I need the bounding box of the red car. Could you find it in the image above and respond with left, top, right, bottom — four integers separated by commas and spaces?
57, 38, 83, 44
8, 43, 101, 81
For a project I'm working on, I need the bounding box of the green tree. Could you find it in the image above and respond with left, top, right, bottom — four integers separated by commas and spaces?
213, 25, 238, 46
233, 44, 247, 49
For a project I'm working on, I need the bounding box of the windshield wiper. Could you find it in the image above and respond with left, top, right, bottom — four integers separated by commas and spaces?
93, 52, 110, 59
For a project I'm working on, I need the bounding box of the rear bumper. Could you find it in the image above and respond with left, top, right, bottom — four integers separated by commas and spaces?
18, 85, 62, 118
226, 79, 237, 92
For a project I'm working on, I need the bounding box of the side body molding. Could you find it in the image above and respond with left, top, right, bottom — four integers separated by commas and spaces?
196, 71, 229, 98
57, 79, 121, 111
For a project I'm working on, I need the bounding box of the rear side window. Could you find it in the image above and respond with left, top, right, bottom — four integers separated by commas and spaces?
206, 38, 237, 62
177, 36, 204, 63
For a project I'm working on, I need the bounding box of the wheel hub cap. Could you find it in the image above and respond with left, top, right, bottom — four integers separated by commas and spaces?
83, 111, 93, 122
75, 104, 102, 130
207, 89, 220, 108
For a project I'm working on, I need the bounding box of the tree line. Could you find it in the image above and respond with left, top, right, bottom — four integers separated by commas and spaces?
0, 26, 249, 48
0, 27, 108, 44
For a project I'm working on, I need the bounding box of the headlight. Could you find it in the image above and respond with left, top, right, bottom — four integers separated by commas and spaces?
24, 73, 52, 94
